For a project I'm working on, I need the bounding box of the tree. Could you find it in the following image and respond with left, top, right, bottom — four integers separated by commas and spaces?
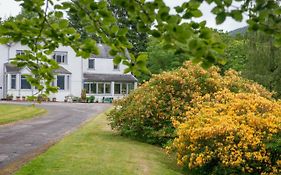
107, 0, 148, 56
0, 0, 280, 95
216, 32, 247, 73
137, 37, 190, 82
68, 0, 148, 56
243, 31, 281, 98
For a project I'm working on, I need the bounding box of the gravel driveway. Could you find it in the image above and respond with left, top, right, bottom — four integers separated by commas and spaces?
0, 102, 111, 173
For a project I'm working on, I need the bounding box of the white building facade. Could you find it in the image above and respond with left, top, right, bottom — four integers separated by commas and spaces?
0, 43, 137, 101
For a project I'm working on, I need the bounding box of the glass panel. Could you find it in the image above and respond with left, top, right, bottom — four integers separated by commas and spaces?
91, 83, 96, 94
21, 76, 31, 89
56, 55, 62, 63
98, 83, 104, 94
88, 59, 95, 69
67, 75, 70, 90
105, 83, 111, 94
63, 53, 67, 63
57, 75, 65, 90
114, 83, 121, 94
11, 75, 16, 89
128, 83, 134, 93
122, 83, 127, 94
113, 64, 119, 70
84, 83, 90, 93
16, 50, 24, 55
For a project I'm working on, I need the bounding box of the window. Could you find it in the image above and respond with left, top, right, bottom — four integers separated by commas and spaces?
114, 83, 121, 94
113, 64, 120, 70
53, 51, 67, 64
16, 50, 25, 55
21, 75, 31, 89
88, 59, 95, 69
84, 83, 90, 93
98, 83, 104, 94
83, 82, 97, 94
67, 75, 70, 90
11, 75, 16, 89
105, 83, 111, 94
122, 83, 127, 94
57, 75, 65, 90
128, 83, 134, 93
91, 83, 97, 94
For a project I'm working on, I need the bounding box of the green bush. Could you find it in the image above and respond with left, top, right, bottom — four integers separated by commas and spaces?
87, 96, 95, 103
107, 61, 272, 145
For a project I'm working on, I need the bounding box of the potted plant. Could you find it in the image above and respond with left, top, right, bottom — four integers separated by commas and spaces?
88, 95, 95, 103
7, 94, 13, 101
22, 96, 26, 101
81, 89, 87, 103
16, 96, 20, 101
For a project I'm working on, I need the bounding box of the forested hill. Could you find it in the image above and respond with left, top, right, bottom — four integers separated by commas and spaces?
229, 26, 248, 36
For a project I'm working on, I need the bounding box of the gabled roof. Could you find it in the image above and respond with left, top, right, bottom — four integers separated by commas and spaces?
53, 66, 72, 74
84, 73, 137, 82
4, 63, 71, 75
91, 44, 113, 59
4, 63, 21, 73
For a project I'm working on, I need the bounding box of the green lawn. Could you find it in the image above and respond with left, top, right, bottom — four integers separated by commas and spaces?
15, 111, 183, 175
0, 104, 46, 125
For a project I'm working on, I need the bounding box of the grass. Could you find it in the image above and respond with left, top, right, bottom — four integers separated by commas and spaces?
15, 111, 183, 175
0, 104, 46, 125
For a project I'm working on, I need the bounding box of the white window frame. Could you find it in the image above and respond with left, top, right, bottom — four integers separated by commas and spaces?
113, 64, 120, 71
114, 83, 121, 95
10, 74, 17, 89
20, 75, 31, 90
16, 50, 25, 56
56, 75, 70, 91
114, 82, 134, 95
53, 51, 68, 64
105, 83, 111, 94
83, 82, 111, 95
88, 59, 95, 69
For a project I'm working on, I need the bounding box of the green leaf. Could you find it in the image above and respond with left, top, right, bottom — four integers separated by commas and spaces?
191, 10, 203, 18
216, 12, 226, 24
175, 6, 184, 13
230, 10, 243, 22
224, 0, 232, 7
0, 37, 10, 44
188, 0, 201, 9
199, 29, 212, 39
151, 30, 161, 38
54, 11, 63, 18
113, 55, 123, 64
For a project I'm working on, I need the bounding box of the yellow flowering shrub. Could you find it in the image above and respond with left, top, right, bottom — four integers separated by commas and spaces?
173, 90, 281, 175
108, 61, 272, 145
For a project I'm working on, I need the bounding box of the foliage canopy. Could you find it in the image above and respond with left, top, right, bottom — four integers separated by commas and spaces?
0, 0, 280, 94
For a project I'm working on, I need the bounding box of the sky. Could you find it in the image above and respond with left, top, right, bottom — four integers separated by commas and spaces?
0, 0, 247, 32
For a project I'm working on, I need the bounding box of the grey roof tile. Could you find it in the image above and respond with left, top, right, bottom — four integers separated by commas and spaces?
5, 63, 71, 75
53, 66, 72, 74
4, 63, 21, 73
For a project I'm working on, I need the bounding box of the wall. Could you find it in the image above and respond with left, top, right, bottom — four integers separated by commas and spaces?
82, 57, 126, 75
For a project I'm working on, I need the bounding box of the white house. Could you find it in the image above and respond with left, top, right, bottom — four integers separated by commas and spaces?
0, 43, 137, 102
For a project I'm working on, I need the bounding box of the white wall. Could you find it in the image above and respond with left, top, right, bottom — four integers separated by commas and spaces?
83, 57, 127, 75
0, 43, 83, 101
0, 43, 136, 101
53, 45, 83, 100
